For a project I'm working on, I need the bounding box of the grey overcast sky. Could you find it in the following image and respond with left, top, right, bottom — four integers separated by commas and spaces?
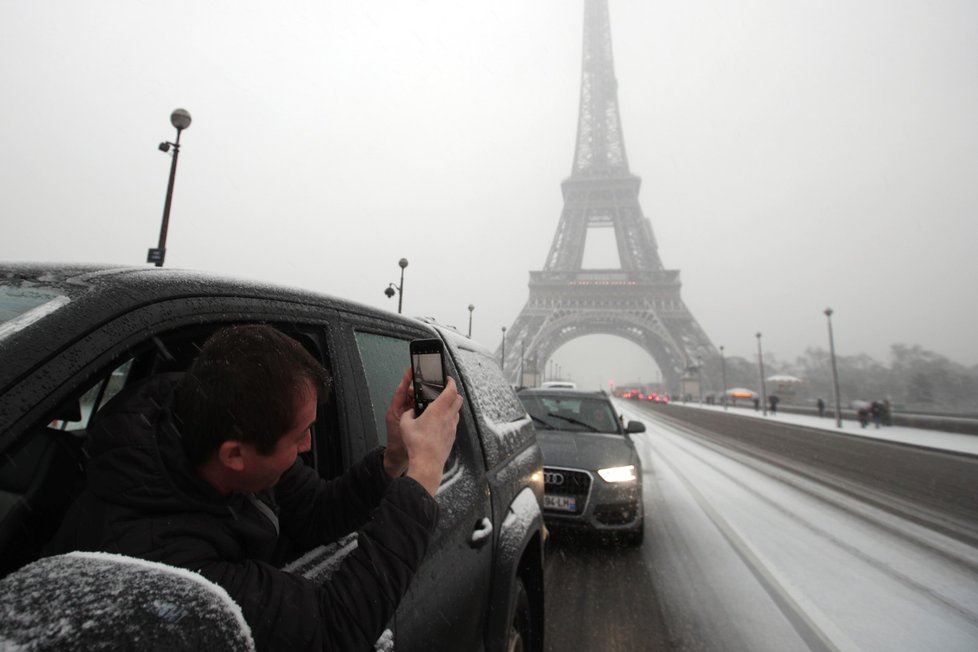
2, 0, 976, 390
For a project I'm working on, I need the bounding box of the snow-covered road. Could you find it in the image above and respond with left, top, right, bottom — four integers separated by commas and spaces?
617, 400, 978, 651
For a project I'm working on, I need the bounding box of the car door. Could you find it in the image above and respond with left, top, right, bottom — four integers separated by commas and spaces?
336, 314, 494, 651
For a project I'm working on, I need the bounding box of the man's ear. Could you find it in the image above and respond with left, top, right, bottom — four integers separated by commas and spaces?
217, 440, 246, 472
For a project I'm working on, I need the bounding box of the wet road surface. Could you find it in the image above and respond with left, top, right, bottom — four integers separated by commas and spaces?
542, 402, 978, 651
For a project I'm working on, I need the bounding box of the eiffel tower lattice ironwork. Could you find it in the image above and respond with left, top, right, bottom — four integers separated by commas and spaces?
499, 0, 716, 394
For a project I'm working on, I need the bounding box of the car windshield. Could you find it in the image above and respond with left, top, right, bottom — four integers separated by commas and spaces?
0, 286, 65, 325
0, 285, 70, 340
3, 0, 976, 650
520, 395, 620, 434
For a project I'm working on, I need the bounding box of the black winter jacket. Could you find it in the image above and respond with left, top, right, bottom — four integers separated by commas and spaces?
48, 375, 439, 651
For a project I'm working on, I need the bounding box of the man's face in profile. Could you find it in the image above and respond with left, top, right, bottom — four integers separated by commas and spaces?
237, 380, 317, 492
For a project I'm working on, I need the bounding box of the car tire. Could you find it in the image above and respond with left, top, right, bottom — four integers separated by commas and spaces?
506, 577, 532, 652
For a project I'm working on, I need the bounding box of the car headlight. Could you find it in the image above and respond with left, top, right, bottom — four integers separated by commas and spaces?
597, 465, 637, 483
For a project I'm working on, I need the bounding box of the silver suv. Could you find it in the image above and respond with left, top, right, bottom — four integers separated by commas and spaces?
518, 388, 645, 546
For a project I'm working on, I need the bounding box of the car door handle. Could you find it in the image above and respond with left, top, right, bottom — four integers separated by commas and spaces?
469, 518, 493, 549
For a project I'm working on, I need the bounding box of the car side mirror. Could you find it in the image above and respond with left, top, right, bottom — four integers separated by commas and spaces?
625, 420, 645, 434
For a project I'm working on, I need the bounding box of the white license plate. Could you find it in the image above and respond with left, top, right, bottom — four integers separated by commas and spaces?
544, 494, 577, 512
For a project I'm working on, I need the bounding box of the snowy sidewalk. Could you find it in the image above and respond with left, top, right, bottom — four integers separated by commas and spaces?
621, 399, 978, 457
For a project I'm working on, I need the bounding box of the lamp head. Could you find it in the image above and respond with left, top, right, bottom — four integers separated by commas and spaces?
170, 108, 192, 131
398, 258, 409, 269
384, 285, 396, 299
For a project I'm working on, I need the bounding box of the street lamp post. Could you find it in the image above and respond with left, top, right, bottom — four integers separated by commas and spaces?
467, 304, 475, 338
720, 345, 728, 410
825, 308, 843, 428
756, 332, 768, 416
500, 326, 507, 372
149, 108, 192, 267
384, 258, 409, 314
397, 258, 407, 314
520, 340, 525, 387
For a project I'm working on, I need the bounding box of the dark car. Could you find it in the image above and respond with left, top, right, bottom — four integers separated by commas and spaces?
0, 263, 545, 652
517, 388, 645, 546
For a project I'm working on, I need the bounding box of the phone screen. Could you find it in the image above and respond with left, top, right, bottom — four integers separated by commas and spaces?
411, 339, 446, 415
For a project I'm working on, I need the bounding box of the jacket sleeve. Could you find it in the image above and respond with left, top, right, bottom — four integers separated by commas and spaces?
274, 448, 394, 549
197, 474, 439, 651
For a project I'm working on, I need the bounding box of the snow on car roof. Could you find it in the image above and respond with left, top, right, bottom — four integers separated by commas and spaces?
0, 551, 255, 651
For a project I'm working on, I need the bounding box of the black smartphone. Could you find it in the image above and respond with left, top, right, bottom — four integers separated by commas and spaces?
410, 338, 447, 415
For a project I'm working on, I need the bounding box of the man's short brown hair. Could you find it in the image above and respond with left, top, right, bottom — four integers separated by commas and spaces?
173, 324, 331, 466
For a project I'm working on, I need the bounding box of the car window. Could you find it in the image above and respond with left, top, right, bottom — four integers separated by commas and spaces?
0, 286, 70, 342
354, 331, 458, 475
49, 359, 133, 432
353, 331, 408, 448
0, 285, 66, 325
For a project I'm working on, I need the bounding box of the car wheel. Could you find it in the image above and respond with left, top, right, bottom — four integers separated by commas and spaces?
506, 577, 532, 652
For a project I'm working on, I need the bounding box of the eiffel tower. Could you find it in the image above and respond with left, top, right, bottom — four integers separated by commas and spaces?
499, 0, 717, 394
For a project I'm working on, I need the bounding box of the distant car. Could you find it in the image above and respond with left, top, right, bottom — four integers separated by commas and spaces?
541, 380, 577, 389
518, 388, 645, 546
0, 263, 545, 652
615, 387, 643, 400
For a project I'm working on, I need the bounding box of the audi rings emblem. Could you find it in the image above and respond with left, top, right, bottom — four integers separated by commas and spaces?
544, 471, 565, 486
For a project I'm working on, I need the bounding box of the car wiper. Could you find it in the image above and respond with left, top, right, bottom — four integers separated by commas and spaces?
546, 412, 598, 432
527, 413, 555, 430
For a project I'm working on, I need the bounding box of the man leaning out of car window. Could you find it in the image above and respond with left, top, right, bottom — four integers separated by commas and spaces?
47, 324, 463, 651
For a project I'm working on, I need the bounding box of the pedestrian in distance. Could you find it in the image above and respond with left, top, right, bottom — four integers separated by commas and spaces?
48, 324, 463, 651
871, 400, 883, 429
817, 398, 825, 418
769, 395, 779, 415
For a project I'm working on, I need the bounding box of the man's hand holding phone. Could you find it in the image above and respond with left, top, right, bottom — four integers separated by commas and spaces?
399, 376, 462, 496
384, 340, 462, 496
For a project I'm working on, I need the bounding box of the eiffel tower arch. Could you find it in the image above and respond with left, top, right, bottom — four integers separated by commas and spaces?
499, 0, 717, 395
